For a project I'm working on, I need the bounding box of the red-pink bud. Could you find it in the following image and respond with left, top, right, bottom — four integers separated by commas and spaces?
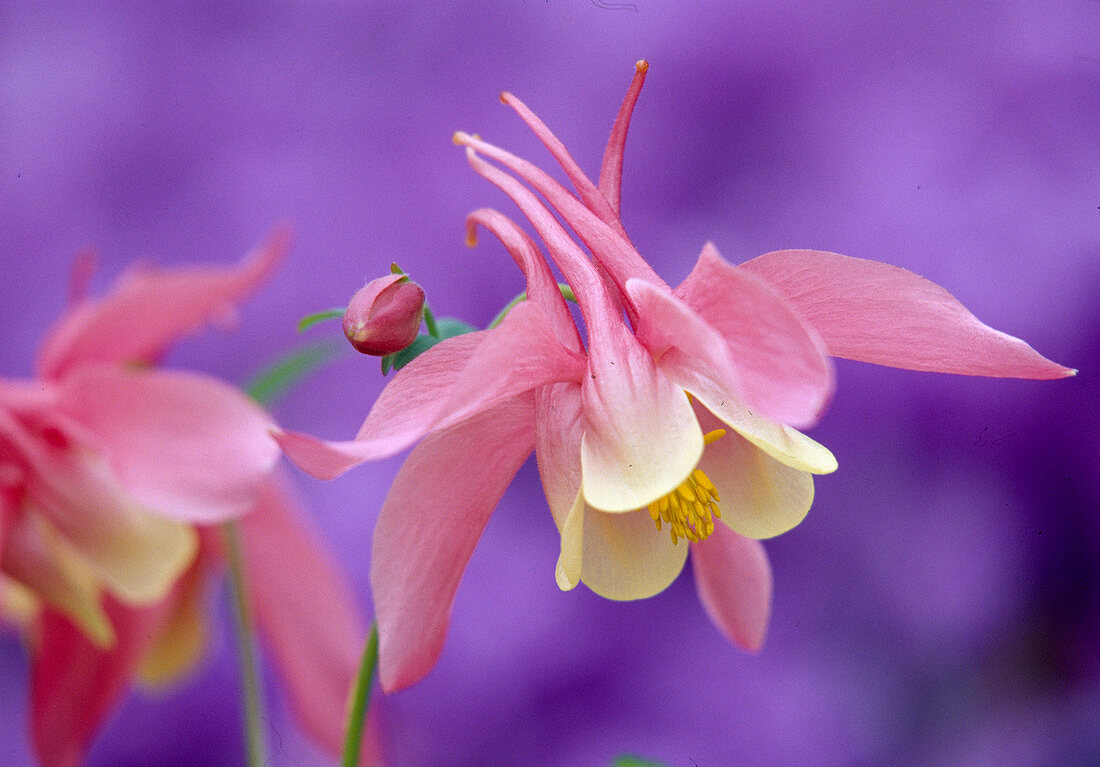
342, 274, 425, 355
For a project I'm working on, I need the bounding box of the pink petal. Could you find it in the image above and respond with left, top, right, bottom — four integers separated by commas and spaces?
372, 394, 535, 692
535, 384, 587, 589
465, 208, 583, 352
598, 60, 649, 217
276, 331, 485, 480
691, 523, 772, 652
459, 140, 627, 327
0, 377, 59, 412
65, 248, 99, 308
30, 596, 174, 767
534, 384, 585, 532
460, 141, 702, 512
673, 244, 835, 428
0, 488, 13, 556
241, 475, 370, 757
625, 276, 745, 410
56, 364, 279, 524
740, 249, 1075, 379
37, 229, 288, 381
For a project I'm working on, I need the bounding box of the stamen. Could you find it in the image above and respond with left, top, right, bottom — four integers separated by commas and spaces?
703, 428, 726, 445
644, 464, 724, 545
635, 422, 730, 545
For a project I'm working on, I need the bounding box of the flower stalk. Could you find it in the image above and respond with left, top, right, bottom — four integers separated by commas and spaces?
488, 283, 577, 329
223, 519, 268, 767
341, 621, 379, 767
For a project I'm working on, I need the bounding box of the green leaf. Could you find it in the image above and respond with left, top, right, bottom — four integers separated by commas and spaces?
297, 307, 346, 333
380, 318, 477, 375
245, 340, 345, 407
611, 756, 667, 767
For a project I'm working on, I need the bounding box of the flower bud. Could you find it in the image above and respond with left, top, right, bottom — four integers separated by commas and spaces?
342, 274, 425, 356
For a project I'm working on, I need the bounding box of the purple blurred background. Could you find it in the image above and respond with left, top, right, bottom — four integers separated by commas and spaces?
2, 2, 1098, 765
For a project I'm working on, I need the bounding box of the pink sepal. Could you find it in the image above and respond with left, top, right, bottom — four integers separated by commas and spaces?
740, 249, 1074, 379
29, 597, 173, 767
691, 524, 773, 652
37, 229, 288, 381
56, 364, 280, 524
241, 476, 378, 762
372, 394, 535, 692
672, 244, 834, 427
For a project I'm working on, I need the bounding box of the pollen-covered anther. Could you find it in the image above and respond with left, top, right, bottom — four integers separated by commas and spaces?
646, 436, 724, 545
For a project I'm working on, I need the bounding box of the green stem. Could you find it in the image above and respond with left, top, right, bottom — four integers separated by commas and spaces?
487, 283, 577, 329
488, 292, 527, 330
224, 520, 267, 767
341, 622, 380, 767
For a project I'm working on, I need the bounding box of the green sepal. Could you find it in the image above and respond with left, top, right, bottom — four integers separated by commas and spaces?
380, 317, 477, 375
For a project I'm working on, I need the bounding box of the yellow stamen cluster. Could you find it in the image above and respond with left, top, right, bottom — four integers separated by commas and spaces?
647, 429, 725, 545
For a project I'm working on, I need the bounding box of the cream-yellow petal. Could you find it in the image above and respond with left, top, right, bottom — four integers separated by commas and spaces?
580, 506, 689, 601
26, 449, 200, 605
138, 562, 211, 688
2, 513, 114, 647
0, 576, 40, 631
78, 512, 198, 606
697, 422, 815, 540
580, 351, 703, 513
555, 491, 586, 591
691, 390, 836, 475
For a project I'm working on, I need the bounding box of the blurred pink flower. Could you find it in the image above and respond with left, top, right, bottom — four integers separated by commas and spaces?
343, 274, 426, 356
1, 235, 287, 645
27, 476, 379, 767
277, 63, 1071, 693
0, 235, 377, 766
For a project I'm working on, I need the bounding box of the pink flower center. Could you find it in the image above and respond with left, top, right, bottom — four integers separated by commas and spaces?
647, 429, 725, 545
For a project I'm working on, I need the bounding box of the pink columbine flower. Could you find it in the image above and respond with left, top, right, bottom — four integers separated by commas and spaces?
0, 235, 377, 767
24, 475, 380, 767
343, 274, 426, 355
276, 64, 1071, 693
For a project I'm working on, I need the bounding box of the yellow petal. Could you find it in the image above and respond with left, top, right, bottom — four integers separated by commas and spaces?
554, 491, 585, 591
696, 418, 815, 540
579, 506, 689, 601
692, 391, 837, 475
2, 513, 115, 647
137, 579, 209, 688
